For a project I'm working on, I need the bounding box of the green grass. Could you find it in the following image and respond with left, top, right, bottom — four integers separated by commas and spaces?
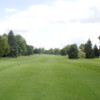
0, 55, 100, 100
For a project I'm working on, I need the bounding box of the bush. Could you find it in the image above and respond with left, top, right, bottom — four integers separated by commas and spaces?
78, 51, 86, 58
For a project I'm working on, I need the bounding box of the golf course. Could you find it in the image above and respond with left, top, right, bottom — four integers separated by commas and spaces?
0, 55, 100, 100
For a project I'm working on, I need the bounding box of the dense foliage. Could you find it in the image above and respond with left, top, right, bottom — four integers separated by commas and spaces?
85, 39, 94, 58
78, 51, 86, 58
34, 48, 60, 55
93, 45, 99, 58
0, 35, 10, 57
8, 31, 18, 57
15, 34, 27, 56
60, 45, 70, 56
68, 44, 78, 59
0, 30, 34, 57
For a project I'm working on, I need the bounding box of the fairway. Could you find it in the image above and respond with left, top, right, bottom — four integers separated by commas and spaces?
0, 55, 100, 100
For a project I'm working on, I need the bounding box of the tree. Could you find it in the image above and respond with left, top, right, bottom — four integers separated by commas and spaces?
79, 44, 85, 52
93, 45, 99, 58
60, 45, 70, 56
0, 35, 10, 57
34, 48, 39, 54
78, 44, 86, 58
85, 39, 94, 58
8, 30, 18, 57
15, 35, 27, 56
54, 48, 60, 55
49, 48, 54, 54
63, 45, 70, 54
40, 48, 45, 54
78, 51, 86, 58
26, 45, 34, 55
38, 48, 44, 54
29, 45, 34, 55
34, 48, 44, 54
44, 49, 49, 54
60, 49, 66, 56
68, 44, 78, 59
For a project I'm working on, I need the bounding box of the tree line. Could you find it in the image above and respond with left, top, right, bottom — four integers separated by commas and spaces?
34, 48, 60, 55
0, 30, 100, 59
60, 39, 100, 59
34, 39, 100, 59
0, 30, 34, 57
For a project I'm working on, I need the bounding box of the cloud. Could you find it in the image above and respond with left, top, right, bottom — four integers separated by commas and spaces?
5, 8, 18, 13
70, 0, 100, 23
82, 7, 100, 23
0, 0, 100, 49
71, 6, 100, 23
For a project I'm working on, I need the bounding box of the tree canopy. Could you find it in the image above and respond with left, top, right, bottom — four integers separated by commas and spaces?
0, 30, 34, 57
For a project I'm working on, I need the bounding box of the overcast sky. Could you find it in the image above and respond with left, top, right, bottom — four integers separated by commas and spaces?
0, 0, 100, 49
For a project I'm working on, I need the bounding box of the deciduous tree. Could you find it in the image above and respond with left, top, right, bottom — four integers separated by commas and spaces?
15, 35, 27, 56
0, 35, 10, 57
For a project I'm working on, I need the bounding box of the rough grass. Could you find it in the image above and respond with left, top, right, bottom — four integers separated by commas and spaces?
0, 55, 100, 100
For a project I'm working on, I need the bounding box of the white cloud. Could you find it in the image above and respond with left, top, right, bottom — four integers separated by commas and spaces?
0, 0, 100, 49
5, 8, 18, 13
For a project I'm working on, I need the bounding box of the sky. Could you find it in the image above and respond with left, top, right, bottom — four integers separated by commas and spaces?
0, 0, 100, 49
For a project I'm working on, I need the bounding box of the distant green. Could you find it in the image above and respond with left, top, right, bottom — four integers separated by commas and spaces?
0, 55, 100, 100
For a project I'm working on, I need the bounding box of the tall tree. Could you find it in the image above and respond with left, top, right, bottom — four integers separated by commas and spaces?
85, 39, 94, 58
68, 44, 78, 59
8, 30, 18, 57
0, 35, 10, 57
15, 35, 27, 56
93, 45, 99, 58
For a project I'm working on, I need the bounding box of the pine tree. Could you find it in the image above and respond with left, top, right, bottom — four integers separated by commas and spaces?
93, 45, 99, 58
8, 30, 18, 57
85, 39, 94, 58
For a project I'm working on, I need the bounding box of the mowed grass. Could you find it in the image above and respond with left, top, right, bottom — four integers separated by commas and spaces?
0, 55, 100, 100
